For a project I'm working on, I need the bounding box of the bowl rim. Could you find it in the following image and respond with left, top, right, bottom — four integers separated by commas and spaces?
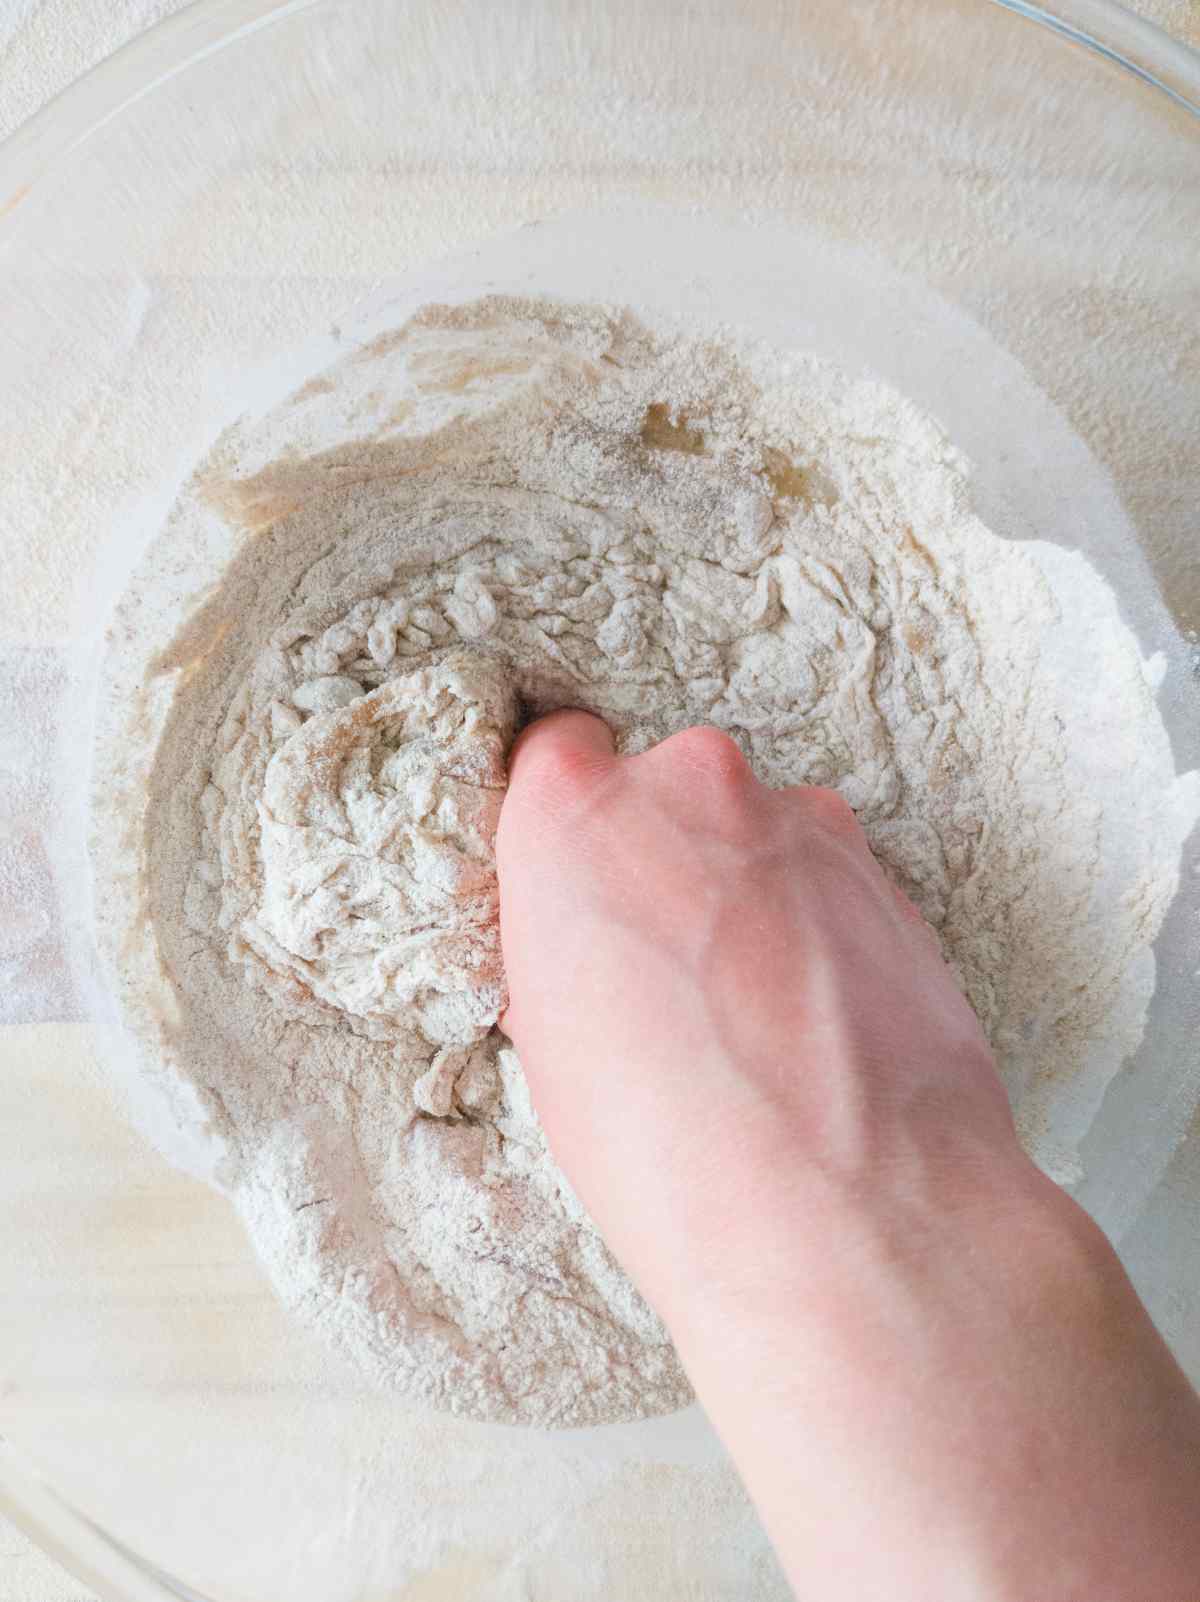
0, 0, 1197, 224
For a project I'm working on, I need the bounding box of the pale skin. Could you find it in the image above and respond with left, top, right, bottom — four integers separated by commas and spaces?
497, 711, 1200, 1602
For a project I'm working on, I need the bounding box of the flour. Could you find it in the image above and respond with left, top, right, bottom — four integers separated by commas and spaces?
93, 295, 1200, 1427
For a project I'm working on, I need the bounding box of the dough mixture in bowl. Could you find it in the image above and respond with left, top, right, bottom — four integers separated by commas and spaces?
92, 296, 1199, 1426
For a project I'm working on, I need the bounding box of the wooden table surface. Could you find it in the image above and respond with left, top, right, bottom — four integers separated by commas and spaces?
2, 1, 1197, 1597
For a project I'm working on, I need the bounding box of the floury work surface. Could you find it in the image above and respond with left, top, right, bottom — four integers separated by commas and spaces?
2, 2, 1199, 1596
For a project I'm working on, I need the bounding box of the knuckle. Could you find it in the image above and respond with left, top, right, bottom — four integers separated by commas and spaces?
529, 742, 611, 794
659, 724, 749, 780
507, 742, 613, 828
646, 725, 762, 838
805, 785, 858, 829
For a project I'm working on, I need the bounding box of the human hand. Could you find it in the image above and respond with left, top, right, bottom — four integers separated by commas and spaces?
497, 712, 1200, 1601
497, 711, 1020, 1314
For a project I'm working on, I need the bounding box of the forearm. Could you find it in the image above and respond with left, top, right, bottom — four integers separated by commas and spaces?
653, 1153, 1200, 1601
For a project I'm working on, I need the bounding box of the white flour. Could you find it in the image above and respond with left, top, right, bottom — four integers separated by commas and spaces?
93, 296, 1199, 1427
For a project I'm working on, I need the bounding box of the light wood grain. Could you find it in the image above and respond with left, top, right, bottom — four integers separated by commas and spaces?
2, 0, 1196, 1596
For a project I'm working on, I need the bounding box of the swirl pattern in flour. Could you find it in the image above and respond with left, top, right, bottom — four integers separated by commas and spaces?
92, 296, 1199, 1425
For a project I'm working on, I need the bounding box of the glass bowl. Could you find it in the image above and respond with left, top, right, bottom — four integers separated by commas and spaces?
1, 2, 1198, 1596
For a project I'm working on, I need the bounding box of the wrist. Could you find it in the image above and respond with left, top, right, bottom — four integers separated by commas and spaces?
654, 1129, 1061, 1356
662, 1150, 1200, 1602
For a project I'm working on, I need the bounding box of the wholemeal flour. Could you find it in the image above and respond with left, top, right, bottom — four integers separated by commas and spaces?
93, 296, 1199, 1426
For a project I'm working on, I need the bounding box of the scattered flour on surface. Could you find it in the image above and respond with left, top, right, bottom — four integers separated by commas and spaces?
91, 296, 1200, 1426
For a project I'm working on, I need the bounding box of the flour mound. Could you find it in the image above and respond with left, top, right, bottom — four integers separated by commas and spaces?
246, 650, 514, 1051
93, 295, 1199, 1427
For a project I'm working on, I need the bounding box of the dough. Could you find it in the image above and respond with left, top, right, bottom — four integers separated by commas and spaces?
249, 651, 514, 1053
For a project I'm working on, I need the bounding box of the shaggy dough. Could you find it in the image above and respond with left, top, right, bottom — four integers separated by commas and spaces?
247, 651, 514, 1052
